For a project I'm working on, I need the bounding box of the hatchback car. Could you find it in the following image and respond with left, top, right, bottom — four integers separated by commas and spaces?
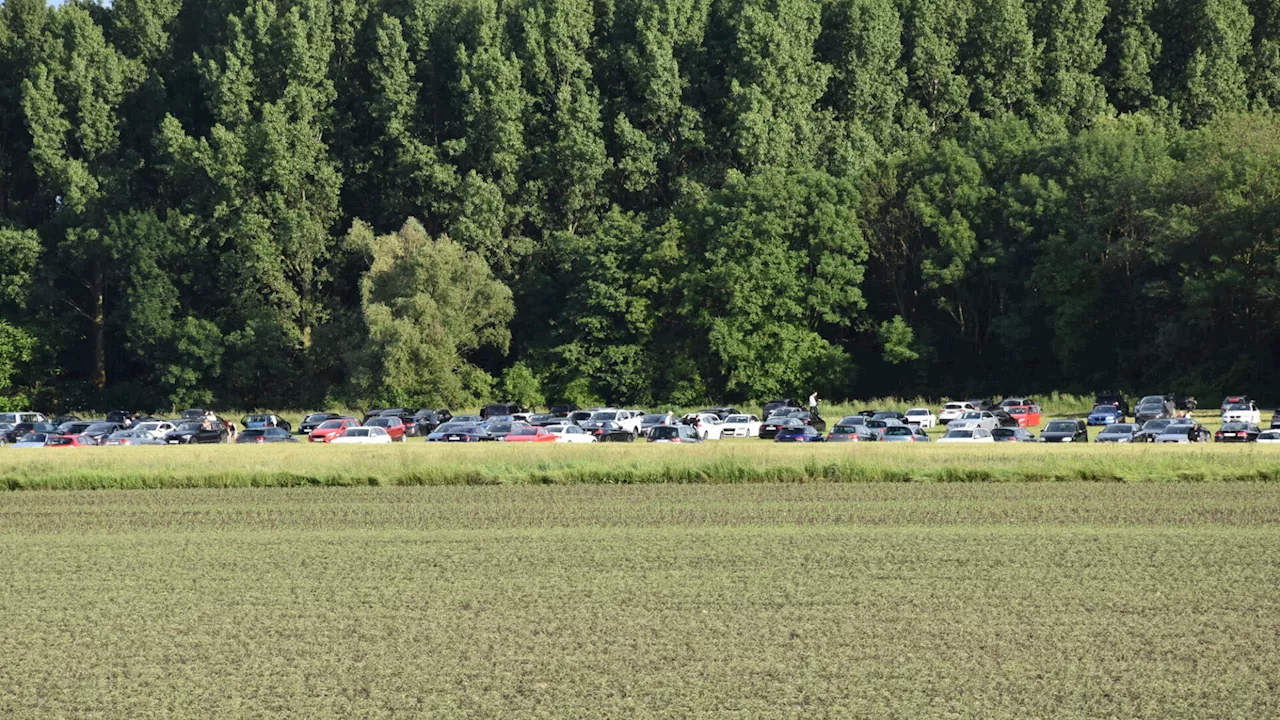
936, 428, 994, 443
1214, 422, 1261, 443
881, 425, 927, 442
826, 423, 879, 442
991, 427, 1037, 442
236, 427, 299, 444
774, 424, 824, 442
1095, 423, 1139, 443
1156, 423, 1209, 443
647, 425, 701, 443
503, 426, 557, 443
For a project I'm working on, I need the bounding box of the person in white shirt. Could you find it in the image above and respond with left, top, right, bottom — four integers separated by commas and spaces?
809, 392, 819, 410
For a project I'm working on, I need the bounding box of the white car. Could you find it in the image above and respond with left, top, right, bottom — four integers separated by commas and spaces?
545, 424, 597, 443
0, 412, 48, 425
130, 421, 176, 439
584, 409, 643, 434
1221, 402, 1261, 424
939, 402, 977, 424
1258, 430, 1280, 444
681, 413, 724, 440
719, 414, 760, 438
936, 428, 995, 443
330, 427, 393, 444
945, 411, 998, 431
904, 408, 937, 428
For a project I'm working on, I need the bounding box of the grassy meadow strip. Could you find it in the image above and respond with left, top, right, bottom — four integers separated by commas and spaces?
3, 442, 1280, 491
0, 484, 1277, 718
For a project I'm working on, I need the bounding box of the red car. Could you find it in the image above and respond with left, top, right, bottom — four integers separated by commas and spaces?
364, 417, 406, 441
309, 417, 359, 442
1007, 405, 1041, 428
502, 426, 556, 443
45, 434, 95, 447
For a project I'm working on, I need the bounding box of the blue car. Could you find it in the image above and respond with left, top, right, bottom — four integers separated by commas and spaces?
774, 425, 825, 442
1086, 404, 1122, 426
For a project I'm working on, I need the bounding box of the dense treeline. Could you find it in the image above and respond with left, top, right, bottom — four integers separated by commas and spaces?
1, 0, 1279, 411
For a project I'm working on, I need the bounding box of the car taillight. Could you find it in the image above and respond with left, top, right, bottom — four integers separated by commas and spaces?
255, 437, 264, 443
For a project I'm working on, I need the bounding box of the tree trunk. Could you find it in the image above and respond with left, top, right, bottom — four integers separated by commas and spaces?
91, 277, 105, 389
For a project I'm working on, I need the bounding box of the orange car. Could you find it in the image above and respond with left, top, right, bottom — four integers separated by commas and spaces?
309, 417, 359, 442
502, 426, 556, 443
1007, 405, 1042, 428
45, 434, 96, 447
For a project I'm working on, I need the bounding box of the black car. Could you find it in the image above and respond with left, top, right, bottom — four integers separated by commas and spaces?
1, 422, 58, 444
58, 420, 95, 435
761, 398, 798, 418
1133, 419, 1175, 442
547, 404, 579, 417
165, 421, 230, 444
180, 409, 207, 422
236, 427, 299, 444
411, 409, 451, 434
51, 414, 82, 426
698, 407, 740, 420
435, 425, 496, 442
105, 410, 136, 427
870, 411, 907, 422
1093, 394, 1131, 418
759, 416, 796, 440
785, 410, 827, 432
1040, 419, 1088, 443
82, 422, 124, 445
298, 412, 342, 434
480, 421, 522, 439
526, 413, 564, 427
992, 410, 1020, 428
1215, 422, 1261, 443
964, 398, 997, 412
1134, 401, 1172, 425
378, 408, 420, 436
361, 408, 386, 424
589, 421, 636, 442
481, 402, 525, 419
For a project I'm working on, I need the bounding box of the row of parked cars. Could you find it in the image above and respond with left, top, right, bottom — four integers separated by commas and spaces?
3, 392, 1278, 447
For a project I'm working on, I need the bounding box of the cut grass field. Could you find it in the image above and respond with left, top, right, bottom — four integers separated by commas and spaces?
3, 441, 1280, 490
1, 483, 1278, 717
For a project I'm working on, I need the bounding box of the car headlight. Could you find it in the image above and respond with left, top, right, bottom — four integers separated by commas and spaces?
1060, 437, 1072, 442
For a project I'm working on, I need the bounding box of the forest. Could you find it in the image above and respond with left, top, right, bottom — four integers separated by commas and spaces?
1, 0, 1279, 410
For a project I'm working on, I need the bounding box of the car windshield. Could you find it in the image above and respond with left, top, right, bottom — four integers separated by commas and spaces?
1220, 423, 1249, 431
959, 412, 981, 419
569, 412, 592, 422
831, 426, 855, 434
1261, 431, 1280, 439
1093, 405, 1117, 413
725, 415, 750, 423
590, 412, 618, 421
1137, 403, 1162, 412
1045, 421, 1076, 432
318, 420, 346, 429
1226, 403, 1250, 411
304, 414, 332, 422
650, 427, 681, 439
21, 433, 48, 443
368, 418, 393, 426
487, 423, 513, 433
905, 410, 928, 416
1102, 425, 1135, 433
1142, 420, 1172, 431
344, 429, 370, 437
510, 427, 538, 436
241, 429, 266, 437
244, 415, 270, 423
529, 414, 556, 423
884, 427, 912, 436
46, 436, 74, 446
837, 416, 865, 426
944, 430, 974, 438
434, 423, 464, 434
177, 423, 202, 432
943, 404, 964, 411
86, 423, 115, 433
641, 414, 667, 423
992, 428, 1015, 437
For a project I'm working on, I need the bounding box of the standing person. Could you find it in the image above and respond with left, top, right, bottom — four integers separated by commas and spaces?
809, 391, 819, 411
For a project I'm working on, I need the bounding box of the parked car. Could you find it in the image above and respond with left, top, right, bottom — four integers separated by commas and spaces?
1005, 405, 1042, 428
1, 422, 57, 444
425, 422, 469, 441
1156, 422, 1209, 443
761, 398, 798, 419
863, 418, 906, 438
1095, 423, 1140, 443
1087, 405, 1123, 426
129, 421, 176, 439
545, 424, 596, 443
939, 402, 977, 424
1093, 394, 1131, 418
298, 412, 342, 434
947, 411, 998, 431
11, 432, 52, 448
1221, 402, 1261, 424
719, 414, 760, 438
236, 427, 299, 444
638, 413, 671, 436
450, 414, 484, 426
45, 434, 96, 448
58, 421, 95, 435
82, 422, 124, 445
774, 423, 825, 442
759, 416, 796, 440
180, 409, 208, 422
590, 421, 636, 442
586, 409, 643, 434
882, 425, 928, 442
680, 413, 724, 440
1271, 410, 1280, 430
936, 428, 994, 443
104, 410, 136, 427
503, 426, 557, 443
242, 414, 292, 432
698, 407, 740, 420
435, 425, 496, 442
903, 408, 937, 428
412, 409, 451, 434
330, 427, 394, 445
1040, 419, 1089, 443
1134, 399, 1173, 424
1134, 419, 1175, 443
785, 411, 827, 432
376, 409, 421, 436
364, 416, 407, 441
309, 418, 360, 443
1220, 395, 1250, 412
871, 411, 907, 422
527, 413, 564, 428
991, 427, 1037, 442
964, 399, 997, 412
481, 402, 525, 419
479, 421, 522, 440
991, 410, 1020, 428
1215, 422, 1261, 443
547, 404, 579, 418
999, 397, 1037, 410
647, 425, 701, 443
1257, 430, 1280, 444
827, 423, 880, 442
104, 429, 143, 446
165, 421, 231, 444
